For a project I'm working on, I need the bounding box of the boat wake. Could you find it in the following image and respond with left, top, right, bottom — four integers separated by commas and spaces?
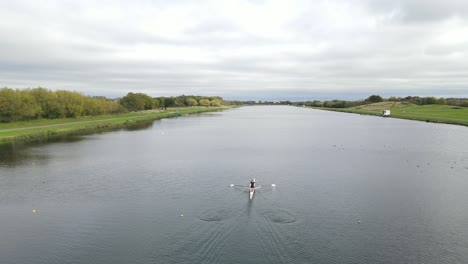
199, 209, 238, 222
263, 210, 296, 224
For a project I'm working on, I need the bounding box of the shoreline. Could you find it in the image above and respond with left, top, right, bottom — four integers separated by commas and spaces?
0, 106, 233, 145
311, 106, 468, 127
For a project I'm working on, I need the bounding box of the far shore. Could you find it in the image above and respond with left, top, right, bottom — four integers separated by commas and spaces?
310, 102, 468, 127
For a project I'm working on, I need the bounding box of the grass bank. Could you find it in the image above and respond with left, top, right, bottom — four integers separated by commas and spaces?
317, 102, 468, 126
0, 106, 232, 145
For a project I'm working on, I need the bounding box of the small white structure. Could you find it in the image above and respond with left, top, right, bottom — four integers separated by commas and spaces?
383, 110, 391, 117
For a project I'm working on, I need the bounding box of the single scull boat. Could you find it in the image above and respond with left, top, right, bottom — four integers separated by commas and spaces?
249, 178, 256, 200
230, 180, 275, 200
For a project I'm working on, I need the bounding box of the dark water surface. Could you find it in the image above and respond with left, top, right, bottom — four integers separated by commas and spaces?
1, 106, 468, 263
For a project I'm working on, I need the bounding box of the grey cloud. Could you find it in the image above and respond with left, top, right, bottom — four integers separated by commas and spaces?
185, 20, 241, 35
424, 42, 468, 56
367, 0, 468, 23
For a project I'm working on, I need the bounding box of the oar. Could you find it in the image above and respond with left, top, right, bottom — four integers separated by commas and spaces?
230, 184, 247, 187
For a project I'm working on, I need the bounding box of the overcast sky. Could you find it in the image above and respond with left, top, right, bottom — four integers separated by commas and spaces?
1, 0, 468, 100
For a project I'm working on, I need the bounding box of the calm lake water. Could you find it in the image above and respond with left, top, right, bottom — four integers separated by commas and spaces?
1, 106, 468, 264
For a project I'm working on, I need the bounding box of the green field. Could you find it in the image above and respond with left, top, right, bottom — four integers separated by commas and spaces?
0, 106, 232, 144
319, 102, 468, 126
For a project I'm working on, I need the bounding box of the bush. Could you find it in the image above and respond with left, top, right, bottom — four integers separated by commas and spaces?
365, 95, 383, 103
199, 99, 210, 107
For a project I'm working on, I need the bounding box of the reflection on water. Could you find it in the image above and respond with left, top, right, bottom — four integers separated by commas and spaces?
0, 143, 50, 167
0, 121, 156, 167
119, 121, 154, 131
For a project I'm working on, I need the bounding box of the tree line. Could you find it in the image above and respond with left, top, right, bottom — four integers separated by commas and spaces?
119, 93, 224, 111
0, 88, 225, 122
289, 95, 468, 108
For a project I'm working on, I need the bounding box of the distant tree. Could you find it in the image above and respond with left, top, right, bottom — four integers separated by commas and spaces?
312, 100, 324, 107
173, 97, 186, 107
30, 87, 51, 118
404, 96, 423, 105
186, 98, 198, 106
144, 96, 154, 110
323, 101, 335, 108
447, 99, 460, 106
156, 97, 166, 109
0, 89, 227, 122
20, 88, 61, 118
0, 88, 18, 122
83, 97, 104, 116
365, 95, 383, 103
209, 99, 222, 107
446, 98, 468, 107
199, 99, 210, 107
18, 89, 41, 119
56, 90, 85, 117
414, 97, 423, 105
422, 97, 437, 105
0, 88, 41, 122
333, 100, 347, 108
325, 100, 348, 108
120, 92, 153, 111
164, 97, 175, 108
152, 98, 160, 108
436, 98, 447, 105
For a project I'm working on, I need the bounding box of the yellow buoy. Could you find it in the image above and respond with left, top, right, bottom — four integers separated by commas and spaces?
32, 209, 36, 213
180, 214, 184, 217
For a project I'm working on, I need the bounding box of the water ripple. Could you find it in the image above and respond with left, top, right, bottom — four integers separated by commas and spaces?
199, 209, 237, 222
263, 210, 296, 224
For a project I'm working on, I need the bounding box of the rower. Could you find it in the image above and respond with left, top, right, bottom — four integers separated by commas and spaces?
250, 179, 255, 188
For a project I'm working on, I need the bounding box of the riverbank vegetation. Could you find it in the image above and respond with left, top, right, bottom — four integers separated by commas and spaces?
284, 95, 467, 109
0, 87, 234, 144
0, 87, 230, 123
323, 102, 468, 125
290, 95, 468, 126
0, 106, 230, 144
